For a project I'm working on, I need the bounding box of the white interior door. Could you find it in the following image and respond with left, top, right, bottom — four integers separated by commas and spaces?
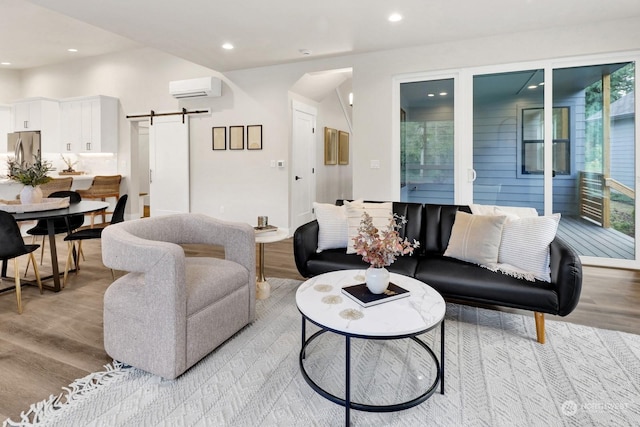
149, 115, 189, 216
291, 101, 317, 231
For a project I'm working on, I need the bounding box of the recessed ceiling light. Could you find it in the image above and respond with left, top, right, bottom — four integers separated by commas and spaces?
528, 85, 538, 89
538, 82, 545, 86
388, 13, 403, 22
427, 93, 435, 97
222, 43, 234, 50
439, 92, 448, 96
1, 62, 10, 65
67, 48, 78, 52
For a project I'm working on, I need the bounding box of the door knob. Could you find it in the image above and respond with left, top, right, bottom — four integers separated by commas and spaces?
295, 175, 302, 180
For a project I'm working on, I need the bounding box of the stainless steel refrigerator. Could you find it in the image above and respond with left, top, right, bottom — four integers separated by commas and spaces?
7, 131, 41, 167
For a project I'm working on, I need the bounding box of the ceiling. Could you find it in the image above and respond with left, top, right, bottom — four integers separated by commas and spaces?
0, 0, 139, 70
2, 0, 640, 72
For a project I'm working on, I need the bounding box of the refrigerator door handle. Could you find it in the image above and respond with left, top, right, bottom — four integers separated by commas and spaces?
15, 137, 24, 166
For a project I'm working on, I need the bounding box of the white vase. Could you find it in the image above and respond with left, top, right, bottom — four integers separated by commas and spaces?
365, 266, 390, 294
20, 185, 43, 204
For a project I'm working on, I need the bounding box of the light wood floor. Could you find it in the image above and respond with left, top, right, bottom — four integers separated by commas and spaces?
1, 235, 639, 421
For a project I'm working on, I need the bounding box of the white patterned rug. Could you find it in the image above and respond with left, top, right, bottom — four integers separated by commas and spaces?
4, 278, 640, 427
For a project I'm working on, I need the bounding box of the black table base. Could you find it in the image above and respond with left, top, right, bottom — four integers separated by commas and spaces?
299, 316, 445, 426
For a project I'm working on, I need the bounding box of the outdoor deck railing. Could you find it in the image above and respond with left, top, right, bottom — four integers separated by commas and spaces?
579, 171, 635, 228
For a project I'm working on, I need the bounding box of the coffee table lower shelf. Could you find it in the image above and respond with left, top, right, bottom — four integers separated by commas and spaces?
298, 317, 445, 424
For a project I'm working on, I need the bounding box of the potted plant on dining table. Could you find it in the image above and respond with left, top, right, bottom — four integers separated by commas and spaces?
7, 154, 52, 204
352, 211, 420, 294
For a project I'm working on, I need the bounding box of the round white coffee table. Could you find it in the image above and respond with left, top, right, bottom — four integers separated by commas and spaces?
254, 228, 288, 299
295, 269, 446, 425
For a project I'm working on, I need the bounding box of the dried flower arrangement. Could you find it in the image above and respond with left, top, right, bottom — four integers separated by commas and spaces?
352, 212, 420, 268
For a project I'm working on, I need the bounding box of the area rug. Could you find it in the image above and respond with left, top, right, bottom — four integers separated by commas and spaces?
4, 278, 640, 427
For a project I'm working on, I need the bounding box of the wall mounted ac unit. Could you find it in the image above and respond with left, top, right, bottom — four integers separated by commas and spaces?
169, 77, 222, 99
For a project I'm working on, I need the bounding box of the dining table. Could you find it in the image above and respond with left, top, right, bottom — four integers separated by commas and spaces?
1, 200, 109, 292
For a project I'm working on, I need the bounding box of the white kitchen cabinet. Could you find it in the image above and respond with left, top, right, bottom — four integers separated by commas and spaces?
60, 95, 118, 153
12, 98, 60, 152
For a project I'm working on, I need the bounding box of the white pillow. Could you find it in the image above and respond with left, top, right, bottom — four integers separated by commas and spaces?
470, 203, 538, 218
443, 211, 507, 265
313, 202, 348, 251
497, 214, 561, 282
345, 201, 393, 254
493, 205, 539, 218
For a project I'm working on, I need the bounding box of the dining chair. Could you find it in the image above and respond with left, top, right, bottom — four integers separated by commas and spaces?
63, 194, 128, 286
77, 175, 122, 227
24, 191, 84, 276
0, 210, 43, 314
39, 177, 73, 197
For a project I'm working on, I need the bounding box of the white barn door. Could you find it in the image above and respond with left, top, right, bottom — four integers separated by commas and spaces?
149, 115, 189, 216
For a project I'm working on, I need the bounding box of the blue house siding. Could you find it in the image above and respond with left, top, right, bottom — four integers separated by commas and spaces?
473, 93, 585, 215
610, 116, 635, 190
473, 101, 545, 212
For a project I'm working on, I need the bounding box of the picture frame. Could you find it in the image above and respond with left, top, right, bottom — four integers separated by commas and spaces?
324, 127, 338, 165
338, 130, 349, 165
229, 125, 244, 150
247, 125, 263, 150
212, 127, 226, 150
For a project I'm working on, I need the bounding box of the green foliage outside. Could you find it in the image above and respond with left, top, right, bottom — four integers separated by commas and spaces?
584, 62, 635, 173
584, 63, 635, 236
610, 192, 635, 237
401, 121, 454, 185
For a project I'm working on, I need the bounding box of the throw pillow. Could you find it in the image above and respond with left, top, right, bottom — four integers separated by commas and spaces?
470, 203, 539, 218
345, 201, 393, 254
443, 211, 507, 265
313, 202, 348, 251
497, 214, 561, 282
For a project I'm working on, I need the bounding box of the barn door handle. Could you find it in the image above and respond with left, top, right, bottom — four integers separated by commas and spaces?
295, 175, 302, 180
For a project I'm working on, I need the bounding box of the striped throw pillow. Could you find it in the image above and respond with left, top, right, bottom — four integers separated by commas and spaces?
314, 202, 348, 251
497, 214, 560, 282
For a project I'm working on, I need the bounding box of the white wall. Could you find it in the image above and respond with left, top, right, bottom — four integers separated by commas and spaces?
0, 69, 21, 103
315, 79, 352, 203
16, 47, 354, 226
7, 14, 640, 228
350, 16, 640, 201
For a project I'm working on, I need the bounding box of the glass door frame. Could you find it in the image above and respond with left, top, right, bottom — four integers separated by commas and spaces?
393, 51, 640, 269
392, 70, 463, 203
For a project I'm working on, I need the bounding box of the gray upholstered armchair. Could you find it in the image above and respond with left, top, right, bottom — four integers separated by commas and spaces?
101, 213, 256, 379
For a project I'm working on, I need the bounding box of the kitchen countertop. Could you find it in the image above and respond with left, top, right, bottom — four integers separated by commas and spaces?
0, 174, 96, 199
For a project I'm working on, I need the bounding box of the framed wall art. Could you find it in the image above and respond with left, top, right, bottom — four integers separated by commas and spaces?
338, 130, 349, 165
247, 125, 263, 150
324, 127, 338, 165
229, 125, 244, 150
212, 127, 226, 150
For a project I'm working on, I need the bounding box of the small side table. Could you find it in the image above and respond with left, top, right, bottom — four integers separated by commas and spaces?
254, 228, 288, 299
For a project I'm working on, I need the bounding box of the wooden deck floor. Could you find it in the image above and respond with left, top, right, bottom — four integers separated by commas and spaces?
556, 215, 635, 259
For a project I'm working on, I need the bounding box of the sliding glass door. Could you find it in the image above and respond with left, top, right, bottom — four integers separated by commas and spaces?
472, 70, 545, 210
470, 62, 636, 260
397, 54, 638, 265
400, 79, 455, 204
552, 62, 635, 259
